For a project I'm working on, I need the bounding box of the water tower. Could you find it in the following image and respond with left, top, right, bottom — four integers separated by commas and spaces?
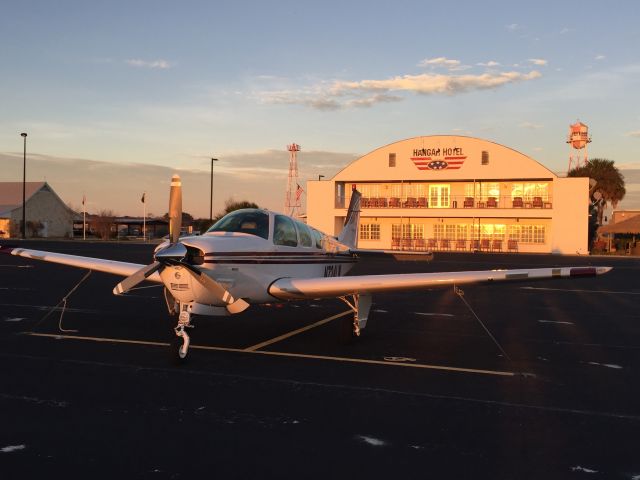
567, 120, 591, 172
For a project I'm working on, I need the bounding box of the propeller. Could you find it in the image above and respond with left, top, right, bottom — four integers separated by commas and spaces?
112, 174, 249, 314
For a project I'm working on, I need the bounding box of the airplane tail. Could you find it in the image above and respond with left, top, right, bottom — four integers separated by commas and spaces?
337, 189, 361, 249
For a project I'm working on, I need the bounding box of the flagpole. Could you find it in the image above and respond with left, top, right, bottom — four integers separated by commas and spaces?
82, 194, 86, 240
142, 192, 146, 241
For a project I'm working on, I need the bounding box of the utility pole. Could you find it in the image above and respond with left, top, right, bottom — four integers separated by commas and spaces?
210, 158, 218, 222
20, 132, 27, 239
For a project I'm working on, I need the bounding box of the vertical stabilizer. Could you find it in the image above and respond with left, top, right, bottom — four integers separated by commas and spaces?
337, 190, 361, 249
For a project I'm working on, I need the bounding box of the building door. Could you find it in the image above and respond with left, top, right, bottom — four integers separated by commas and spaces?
429, 184, 450, 208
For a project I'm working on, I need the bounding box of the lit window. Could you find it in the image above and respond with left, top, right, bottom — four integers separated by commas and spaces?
360, 224, 381, 240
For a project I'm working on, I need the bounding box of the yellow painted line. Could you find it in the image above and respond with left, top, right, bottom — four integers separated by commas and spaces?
244, 310, 352, 352
521, 287, 640, 295
25, 332, 516, 377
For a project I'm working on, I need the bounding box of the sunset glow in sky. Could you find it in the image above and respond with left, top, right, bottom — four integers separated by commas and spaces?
1, 0, 639, 217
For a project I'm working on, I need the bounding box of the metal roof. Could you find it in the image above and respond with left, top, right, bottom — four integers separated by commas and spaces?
0, 182, 48, 210
598, 215, 640, 234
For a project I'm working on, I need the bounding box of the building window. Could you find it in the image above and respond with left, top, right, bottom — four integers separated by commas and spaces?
509, 224, 546, 244
481, 151, 489, 165
428, 184, 450, 208
389, 153, 396, 167
393, 223, 423, 240
511, 182, 550, 201
360, 223, 380, 240
465, 182, 499, 201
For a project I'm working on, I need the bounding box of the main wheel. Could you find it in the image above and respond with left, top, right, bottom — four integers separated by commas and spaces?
338, 316, 359, 344
170, 336, 189, 365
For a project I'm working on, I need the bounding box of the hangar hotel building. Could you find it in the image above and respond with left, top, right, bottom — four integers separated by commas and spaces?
307, 136, 589, 254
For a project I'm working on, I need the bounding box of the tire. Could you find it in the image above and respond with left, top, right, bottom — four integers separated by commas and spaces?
170, 335, 189, 365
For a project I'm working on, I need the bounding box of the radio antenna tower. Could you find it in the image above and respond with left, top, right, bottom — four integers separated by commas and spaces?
285, 143, 301, 217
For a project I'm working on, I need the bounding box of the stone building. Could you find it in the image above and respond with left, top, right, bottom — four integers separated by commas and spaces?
0, 182, 76, 238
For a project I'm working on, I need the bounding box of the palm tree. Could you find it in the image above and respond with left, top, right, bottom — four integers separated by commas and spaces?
568, 158, 626, 225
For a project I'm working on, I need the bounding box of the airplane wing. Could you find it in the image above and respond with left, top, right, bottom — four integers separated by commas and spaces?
268, 266, 612, 300
0, 246, 162, 282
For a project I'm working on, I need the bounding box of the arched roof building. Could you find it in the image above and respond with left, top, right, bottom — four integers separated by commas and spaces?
307, 136, 589, 254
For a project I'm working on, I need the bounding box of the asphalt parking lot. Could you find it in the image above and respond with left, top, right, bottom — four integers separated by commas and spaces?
1, 240, 639, 479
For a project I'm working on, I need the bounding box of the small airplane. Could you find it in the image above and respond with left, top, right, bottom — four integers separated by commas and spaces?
1, 175, 612, 363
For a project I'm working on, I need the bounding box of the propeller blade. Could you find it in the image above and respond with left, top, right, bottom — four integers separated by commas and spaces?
182, 264, 250, 314
113, 261, 162, 295
169, 174, 182, 244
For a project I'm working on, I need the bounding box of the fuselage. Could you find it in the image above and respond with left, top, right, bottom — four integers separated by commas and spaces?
157, 209, 356, 307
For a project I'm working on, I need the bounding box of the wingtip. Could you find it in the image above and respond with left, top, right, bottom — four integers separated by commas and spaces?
0, 245, 16, 255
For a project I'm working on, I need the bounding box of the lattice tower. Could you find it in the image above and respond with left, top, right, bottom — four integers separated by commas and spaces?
285, 143, 301, 217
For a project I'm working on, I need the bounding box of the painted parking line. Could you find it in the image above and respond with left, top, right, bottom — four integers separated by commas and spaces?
521, 287, 640, 295
25, 332, 517, 377
244, 310, 352, 352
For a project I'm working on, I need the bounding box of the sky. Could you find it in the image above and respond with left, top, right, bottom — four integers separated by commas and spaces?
1, 0, 639, 217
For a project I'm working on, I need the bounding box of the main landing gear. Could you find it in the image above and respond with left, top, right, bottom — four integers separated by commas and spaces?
338, 293, 372, 343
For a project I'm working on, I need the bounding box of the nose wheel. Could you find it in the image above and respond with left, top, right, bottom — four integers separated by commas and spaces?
170, 305, 193, 364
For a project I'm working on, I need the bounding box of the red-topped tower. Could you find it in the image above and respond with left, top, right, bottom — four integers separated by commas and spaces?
567, 121, 591, 173
285, 143, 302, 217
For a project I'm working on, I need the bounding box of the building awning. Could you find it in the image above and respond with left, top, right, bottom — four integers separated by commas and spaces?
598, 215, 640, 234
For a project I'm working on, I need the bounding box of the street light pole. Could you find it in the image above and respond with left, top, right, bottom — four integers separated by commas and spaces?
318, 175, 325, 181
20, 133, 27, 239
210, 158, 218, 222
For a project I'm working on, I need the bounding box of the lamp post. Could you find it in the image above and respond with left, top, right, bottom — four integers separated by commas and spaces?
20, 133, 27, 239
210, 158, 218, 222
318, 175, 325, 181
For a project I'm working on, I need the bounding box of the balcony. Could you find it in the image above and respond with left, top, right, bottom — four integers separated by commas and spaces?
338, 195, 553, 210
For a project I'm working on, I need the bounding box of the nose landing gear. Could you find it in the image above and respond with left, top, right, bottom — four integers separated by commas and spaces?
171, 303, 194, 364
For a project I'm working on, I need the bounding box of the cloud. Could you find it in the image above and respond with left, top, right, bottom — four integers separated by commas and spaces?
506, 23, 520, 31
528, 58, 548, 66
625, 130, 640, 138
477, 61, 501, 67
260, 69, 542, 110
417, 57, 470, 71
0, 150, 357, 217
519, 122, 544, 130
125, 59, 172, 69
595, 54, 606, 61
418, 57, 460, 68
334, 71, 541, 95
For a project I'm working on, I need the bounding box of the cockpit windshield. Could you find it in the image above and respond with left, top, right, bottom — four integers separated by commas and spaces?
206, 209, 270, 240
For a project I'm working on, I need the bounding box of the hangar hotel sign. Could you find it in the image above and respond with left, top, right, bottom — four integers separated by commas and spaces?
410, 147, 467, 170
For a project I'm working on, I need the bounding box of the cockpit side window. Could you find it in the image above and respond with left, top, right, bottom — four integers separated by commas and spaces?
273, 215, 298, 247
207, 209, 269, 240
310, 227, 324, 249
296, 221, 313, 248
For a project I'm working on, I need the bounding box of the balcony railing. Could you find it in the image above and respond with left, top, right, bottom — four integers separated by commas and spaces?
390, 237, 520, 253
340, 195, 553, 210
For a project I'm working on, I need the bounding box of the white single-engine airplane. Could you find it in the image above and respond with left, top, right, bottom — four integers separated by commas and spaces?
1, 175, 612, 362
